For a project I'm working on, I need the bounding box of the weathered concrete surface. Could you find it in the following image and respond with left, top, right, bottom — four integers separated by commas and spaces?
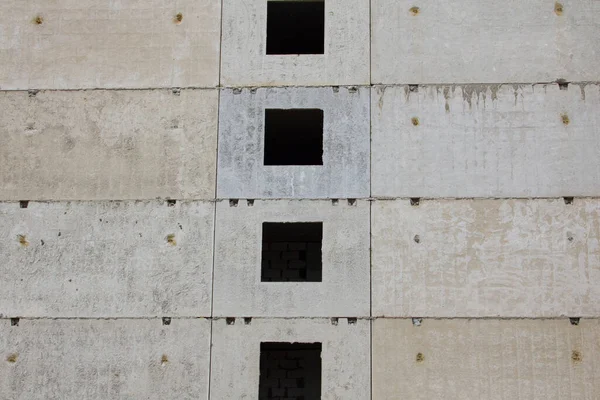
0, 0, 221, 89
373, 319, 600, 400
210, 318, 370, 399
0, 201, 214, 317
372, 199, 600, 318
0, 89, 218, 200
372, 0, 600, 84
0, 318, 210, 400
213, 200, 370, 317
372, 84, 600, 198
220, 0, 370, 86
217, 87, 370, 199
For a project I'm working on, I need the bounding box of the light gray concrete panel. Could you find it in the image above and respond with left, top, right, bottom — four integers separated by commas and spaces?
213, 200, 370, 317
220, 0, 369, 86
0, 201, 214, 317
0, 89, 218, 200
210, 318, 370, 400
0, 318, 211, 400
372, 0, 600, 84
372, 199, 600, 318
0, 0, 221, 89
373, 319, 600, 400
372, 84, 600, 198
217, 87, 370, 199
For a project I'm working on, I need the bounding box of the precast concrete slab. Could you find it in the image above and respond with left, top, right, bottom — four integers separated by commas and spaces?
371, 84, 600, 198
0, 89, 218, 201
220, 0, 370, 86
217, 86, 370, 199
372, 0, 600, 84
0, 318, 211, 400
0, 0, 221, 89
210, 317, 370, 400
213, 200, 370, 317
372, 198, 600, 318
372, 318, 600, 400
0, 201, 214, 318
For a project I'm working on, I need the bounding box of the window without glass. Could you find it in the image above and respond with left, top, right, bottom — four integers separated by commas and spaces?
259, 342, 322, 400
261, 222, 323, 282
264, 109, 324, 166
266, 1, 325, 55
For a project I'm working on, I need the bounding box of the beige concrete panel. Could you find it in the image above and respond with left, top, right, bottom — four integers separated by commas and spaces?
0, 318, 211, 400
220, 0, 370, 86
0, 201, 214, 317
373, 319, 600, 400
210, 318, 370, 399
0, 0, 221, 89
372, 0, 600, 84
0, 89, 218, 200
213, 200, 370, 317
372, 84, 600, 198
372, 199, 600, 317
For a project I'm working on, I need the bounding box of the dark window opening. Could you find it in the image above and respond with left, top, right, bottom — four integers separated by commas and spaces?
261, 222, 322, 282
264, 109, 324, 166
259, 342, 322, 400
266, 1, 325, 55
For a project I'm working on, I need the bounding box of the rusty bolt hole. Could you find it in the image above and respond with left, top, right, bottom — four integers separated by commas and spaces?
411, 117, 420, 126
33, 16, 43, 25
410, 6, 420, 15
555, 2, 564, 15
174, 13, 183, 24
416, 352, 425, 363
571, 350, 582, 363
7, 354, 18, 363
161, 354, 169, 365
561, 114, 570, 125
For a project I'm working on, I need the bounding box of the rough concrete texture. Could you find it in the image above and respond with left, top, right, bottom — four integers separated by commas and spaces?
373, 319, 600, 400
0, 0, 221, 90
372, 84, 600, 198
220, 0, 369, 86
210, 318, 370, 399
0, 201, 214, 317
213, 200, 370, 317
372, 0, 600, 84
372, 199, 600, 318
0, 318, 210, 400
217, 86, 370, 199
0, 89, 218, 200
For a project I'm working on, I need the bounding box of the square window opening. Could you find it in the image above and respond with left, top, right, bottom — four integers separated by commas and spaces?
261, 222, 323, 282
266, 1, 325, 55
259, 342, 322, 400
264, 109, 324, 166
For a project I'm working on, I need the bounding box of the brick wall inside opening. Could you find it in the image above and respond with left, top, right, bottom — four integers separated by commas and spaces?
259, 342, 322, 400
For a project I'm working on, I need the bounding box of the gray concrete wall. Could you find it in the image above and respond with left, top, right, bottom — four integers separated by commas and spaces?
372, 0, 600, 84
372, 84, 600, 198
210, 318, 370, 400
372, 198, 600, 318
373, 319, 600, 400
213, 199, 370, 317
0, 318, 211, 400
0, 201, 214, 318
217, 86, 370, 199
220, 0, 370, 86
0, 89, 218, 201
0, 0, 221, 90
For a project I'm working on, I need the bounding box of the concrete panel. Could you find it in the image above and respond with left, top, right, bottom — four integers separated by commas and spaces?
0, 0, 221, 89
217, 87, 370, 199
220, 0, 370, 86
371, 0, 600, 84
210, 318, 370, 399
0, 318, 211, 400
373, 319, 600, 400
372, 84, 600, 198
213, 200, 370, 317
0, 201, 214, 317
0, 89, 218, 200
372, 199, 600, 318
